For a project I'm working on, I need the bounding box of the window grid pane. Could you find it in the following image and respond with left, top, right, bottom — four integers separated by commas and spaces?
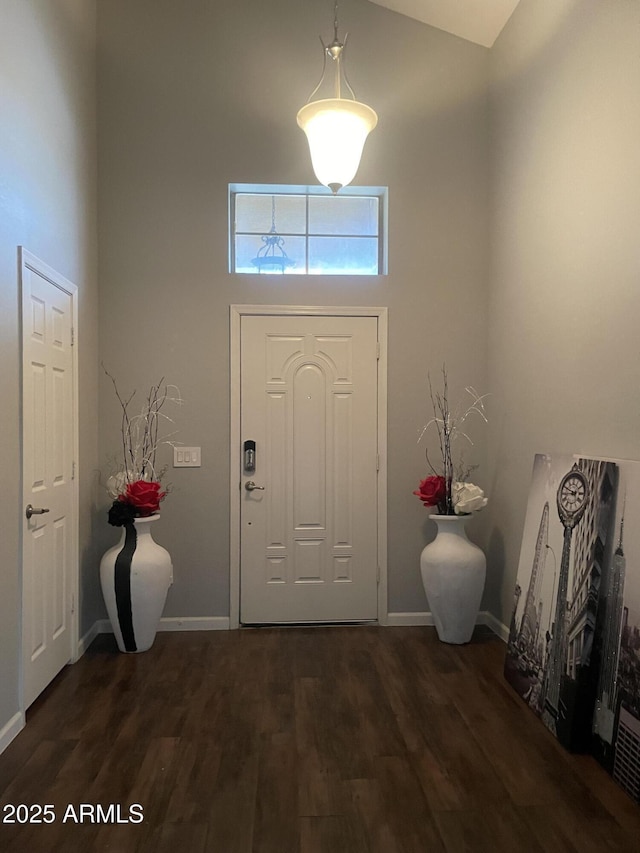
235, 234, 306, 274
235, 194, 306, 235
308, 196, 378, 236
232, 186, 385, 276
309, 236, 379, 276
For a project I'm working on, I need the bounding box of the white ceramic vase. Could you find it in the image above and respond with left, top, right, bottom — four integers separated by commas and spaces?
100, 514, 173, 653
420, 514, 486, 644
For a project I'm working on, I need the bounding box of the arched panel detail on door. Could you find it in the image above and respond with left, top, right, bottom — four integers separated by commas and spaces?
293, 362, 326, 533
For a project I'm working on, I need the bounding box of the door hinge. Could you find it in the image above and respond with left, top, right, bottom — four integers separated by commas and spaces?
72, 461, 76, 480
71, 594, 75, 615
71, 326, 75, 346
376, 342, 380, 359
377, 566, 381, 584
376, 454, 380, 471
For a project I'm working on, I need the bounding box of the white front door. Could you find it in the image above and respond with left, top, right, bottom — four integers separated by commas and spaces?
240, 314, 379, 624
21, 249, 77, 708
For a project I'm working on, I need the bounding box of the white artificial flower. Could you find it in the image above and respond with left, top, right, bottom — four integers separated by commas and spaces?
106, 471, 129, 500
452, 481, 488, 514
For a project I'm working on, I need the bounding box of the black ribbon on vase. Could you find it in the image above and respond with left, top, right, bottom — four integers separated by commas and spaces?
114, 522, 137, 652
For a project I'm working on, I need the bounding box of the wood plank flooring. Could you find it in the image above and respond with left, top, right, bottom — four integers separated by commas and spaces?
1, 626, 639, 852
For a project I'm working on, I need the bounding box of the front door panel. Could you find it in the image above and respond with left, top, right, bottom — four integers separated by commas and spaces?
240, 315, 378, 623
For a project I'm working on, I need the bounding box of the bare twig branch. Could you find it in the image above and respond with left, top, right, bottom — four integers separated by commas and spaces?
418, 366, 488, 514
103, 364, 182, 487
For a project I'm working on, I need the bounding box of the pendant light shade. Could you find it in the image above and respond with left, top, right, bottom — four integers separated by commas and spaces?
297, 2, 377, 194
297, 98, 377, 194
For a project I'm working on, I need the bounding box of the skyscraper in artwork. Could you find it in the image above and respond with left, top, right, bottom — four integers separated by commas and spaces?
594, 511, 626, 745
518, 502, 549, 664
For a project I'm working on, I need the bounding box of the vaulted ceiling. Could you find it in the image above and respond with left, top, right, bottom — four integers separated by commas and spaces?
366, 0, 521, 47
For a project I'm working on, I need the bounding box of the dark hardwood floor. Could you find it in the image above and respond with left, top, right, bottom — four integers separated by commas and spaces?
1, 626, 639, 852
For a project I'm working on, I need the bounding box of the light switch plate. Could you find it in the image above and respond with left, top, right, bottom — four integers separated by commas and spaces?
173, 446, 201, 467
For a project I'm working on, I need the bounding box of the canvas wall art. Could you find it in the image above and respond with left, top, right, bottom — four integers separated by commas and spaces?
504, 453, 619, 752
506, 452, 640, 803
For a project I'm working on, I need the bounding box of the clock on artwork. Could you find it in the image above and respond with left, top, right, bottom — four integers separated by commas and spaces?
557, 463, 589, 529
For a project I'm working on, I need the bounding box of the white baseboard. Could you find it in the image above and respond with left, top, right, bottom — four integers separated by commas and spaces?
477, 610, 509, 642
386, 611, 434, 627
157, 616, 230, 631
78, 620, 105, 656
79, 616, 231, 650
0, 711, 24, 756
386, 610, 507, 641
79, 612, 506, 646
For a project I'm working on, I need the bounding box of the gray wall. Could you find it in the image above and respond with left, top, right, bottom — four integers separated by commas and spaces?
485, 0, 640, 623
96, 0, 491, 620
0, 0, 98, 733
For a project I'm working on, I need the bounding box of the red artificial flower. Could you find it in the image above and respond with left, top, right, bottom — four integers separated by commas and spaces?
120, 480, 166, 516
413, 475, 446, 508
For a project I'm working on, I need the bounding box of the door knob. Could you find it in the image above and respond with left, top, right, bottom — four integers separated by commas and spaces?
26, 504, 50, 520
245, 481, 265, 492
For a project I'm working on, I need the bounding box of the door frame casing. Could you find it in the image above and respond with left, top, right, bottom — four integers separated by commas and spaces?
19, 247, 80, 712
230, 304, 388, 629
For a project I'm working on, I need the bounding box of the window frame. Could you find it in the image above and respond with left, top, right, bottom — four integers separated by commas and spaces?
229, 183, 388, 276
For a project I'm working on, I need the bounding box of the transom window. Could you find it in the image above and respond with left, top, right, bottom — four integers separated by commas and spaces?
229, 184, 387, 275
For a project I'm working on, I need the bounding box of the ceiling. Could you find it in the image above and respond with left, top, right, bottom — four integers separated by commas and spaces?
366, 0, 521, 48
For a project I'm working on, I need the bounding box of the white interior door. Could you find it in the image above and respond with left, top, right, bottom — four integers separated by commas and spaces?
21, 249, 77, 709
240, 314, 379, 624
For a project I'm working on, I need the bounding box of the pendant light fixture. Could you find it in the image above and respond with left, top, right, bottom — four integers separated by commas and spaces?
296, 1, 377, 194
251, 196, 295, 274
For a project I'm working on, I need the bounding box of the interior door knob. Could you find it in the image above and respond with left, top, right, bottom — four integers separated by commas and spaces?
245, 481, 265, 492
26, 504, 50, 520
